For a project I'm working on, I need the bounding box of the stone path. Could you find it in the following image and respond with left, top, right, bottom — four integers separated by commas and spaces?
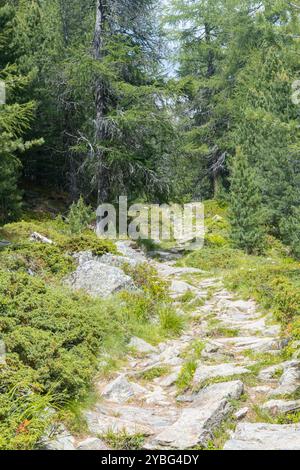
46, 242, 300, 450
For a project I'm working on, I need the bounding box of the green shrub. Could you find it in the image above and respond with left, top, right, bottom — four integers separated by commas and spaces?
0, 243, 75, 279
59, 233, 116, 256
66, 197, 94, 234
205, 233, 229, 248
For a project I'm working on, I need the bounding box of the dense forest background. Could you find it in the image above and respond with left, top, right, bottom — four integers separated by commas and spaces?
1, 0, 300, 255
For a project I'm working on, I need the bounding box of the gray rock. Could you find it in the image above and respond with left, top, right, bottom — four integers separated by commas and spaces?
86, 404, 178, 437
0, 340, 6, 364
261, 399, 300, 416
210, 336, 281, 353
170, 280, 196, 296
100, 253, 138, 268
145, 380, 244, 450
76, 437, 109, 450
153, 264, 204, 278
129, 337, 157, 354
43, 429, 76, 450
251, 386, 272, 394
224, 423, 300, 450
115, 241, 146, 263
73, 251, 94, 265
65, 260, 135, 298
193, 363, 250, 386
155, 368, 181, 388
268, 361, 300, 397
101, 375, 147, 403
258, 363, 285, 382
30, 232, 54, 244
234, 407, 249, 420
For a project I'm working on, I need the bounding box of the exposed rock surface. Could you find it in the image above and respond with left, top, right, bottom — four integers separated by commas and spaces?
65, 260, 135, 298
0, 340, 6, 364
60, 242, 295, 451
30, 232, 54, 244
224, 423, 300, 450
145, 381, 244, 449
129, 337, 157, 354
193, 363, 250, 386
234, 407, 249, 421
43, 429, 76, 451
76, 437, 109, 451
268, 361, 300, 397
261, 399, 300, 416
101, 375, 147, 403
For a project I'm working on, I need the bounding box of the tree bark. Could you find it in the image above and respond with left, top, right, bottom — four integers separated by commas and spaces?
93, 0, 109, 204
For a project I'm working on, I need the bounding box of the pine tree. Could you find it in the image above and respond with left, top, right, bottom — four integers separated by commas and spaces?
0, 0, 42, 222
230, 148, 266, 254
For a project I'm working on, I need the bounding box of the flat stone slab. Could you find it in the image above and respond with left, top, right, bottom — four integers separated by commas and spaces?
145, 381, 244, 450
210, 336, 281, 353
224, 423, 300, 450
268, 361, 300, 396
99, 253, 137, 267
129, 337, 157, 354
115, 241, 147, 262
261, 399, 300, 416
170, 280, 198, 296
193, 363, 250, 386
101, 375, 147, 403
218, 316, 280, 337
86, 404, 178, 437
66, 261, 134, 298
153, 264, 204, 278
43, 431, 76, 450
76, 437, 109, 450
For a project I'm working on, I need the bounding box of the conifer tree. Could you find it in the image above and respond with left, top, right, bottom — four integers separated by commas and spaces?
0, 0, 42, 222
230, 148, 266, 254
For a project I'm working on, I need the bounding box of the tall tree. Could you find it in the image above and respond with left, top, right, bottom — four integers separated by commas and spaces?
0, 0, 42, 222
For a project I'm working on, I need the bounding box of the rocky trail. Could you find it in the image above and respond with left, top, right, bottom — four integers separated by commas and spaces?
46, 242, 300, 451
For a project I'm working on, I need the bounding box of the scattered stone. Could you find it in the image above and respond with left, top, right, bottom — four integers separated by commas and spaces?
251, 385, 272, 394
101, 375, 147, 403
100, 253, 138, 268
193, 363, 250, 386
258, 363, 284, 382
86, 404, 178, 437
0, 239, 11, 248
65, 261, 135, 298
155, 368, 181, 388
148, 250, 181, 261
76, 437, 109, 451
30, 232, 54, 244
115, 241, 146, 263
0, 340, 6, 364
210, 336, 282, 353
43, 428, 76, 450
268, 361, 300, 397
73, 251, 94, 265
145, 381, 244, 450
153, 264, 204, 278
170, 280, 196, 296
261, 399, 300, 416
234, 407, 249, 420
224, 423, 300, 450
129, 337, 157, 354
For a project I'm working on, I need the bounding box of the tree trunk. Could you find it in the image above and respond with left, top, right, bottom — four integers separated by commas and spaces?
93, 0, 109, 204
